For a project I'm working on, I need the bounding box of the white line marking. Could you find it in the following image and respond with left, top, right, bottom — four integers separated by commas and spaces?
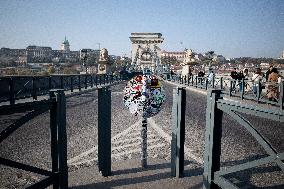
68, 146, 97, 164
112, 138, 160, 151
148, 118, 204, 164
112, 143, 165, 158
68, 119, 141, 164
112, 134, 156, 145
70, 143, 166, 166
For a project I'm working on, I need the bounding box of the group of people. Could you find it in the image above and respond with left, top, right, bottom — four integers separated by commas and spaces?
231, 65, 282, 102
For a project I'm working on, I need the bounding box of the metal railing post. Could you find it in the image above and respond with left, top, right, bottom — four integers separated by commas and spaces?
78, 75, 81, 91
229, 80, 233, 96
171, 87, 186, 178
279, 82, 283, 110
98, 87, 111, 176
203, 89, 223, 189
9, 77, 15, 105
205, 79, 208, 90
91, 75, 93, 88
70, 76, 74, 92
241, 79, 245, 100
85, 75, 88, 89
49, 90, 59, 189
32, 77, 37, 100
49, 76, 52, 90
49, 89, 67, 188
60, 76, 64, 89
220, 77, 223, 90
57, 90, 68, 188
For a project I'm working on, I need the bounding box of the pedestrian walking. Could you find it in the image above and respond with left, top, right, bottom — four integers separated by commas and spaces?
230, 68, 238, 91
267, 67, 280, 102
251, 68, 263, 95
207, 70, 214, 84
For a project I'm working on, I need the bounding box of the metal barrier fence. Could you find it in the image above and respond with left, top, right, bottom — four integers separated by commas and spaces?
0, 74, 124, 105
203, 89, 284, 188
0, 89, 67, 189
162, 74, 284, 109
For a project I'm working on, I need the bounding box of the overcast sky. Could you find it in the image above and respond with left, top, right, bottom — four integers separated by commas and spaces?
0, 0, 283, 58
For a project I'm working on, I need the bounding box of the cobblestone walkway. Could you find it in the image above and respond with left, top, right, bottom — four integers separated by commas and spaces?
68, 119, 174, 168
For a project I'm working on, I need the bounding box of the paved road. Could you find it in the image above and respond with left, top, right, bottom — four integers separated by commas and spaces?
0, 80, 283, 188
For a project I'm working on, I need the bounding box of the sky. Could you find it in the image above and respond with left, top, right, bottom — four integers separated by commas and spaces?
0, 0, 283, 58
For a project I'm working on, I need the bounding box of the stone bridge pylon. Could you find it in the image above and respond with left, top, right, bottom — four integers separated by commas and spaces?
129, 33, 164, 73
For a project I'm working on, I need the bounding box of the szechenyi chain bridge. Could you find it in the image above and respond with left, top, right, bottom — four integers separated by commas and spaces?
0, 33, 283, 189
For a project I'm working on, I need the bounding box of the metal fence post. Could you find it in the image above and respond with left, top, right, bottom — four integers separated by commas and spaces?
98, 87, 111, 176
60, 76, 64, 89
220, 77, 223, 90
99, 75, 102, 85
49, 89, 67, 189
49, 76, 52, 90
78, 75, 81, 91
203, 89, 223, 189
95, 75, 98, 86
49, 91, 59, 189
171, 87, 186, 178
84, 75, 87, 89
9, 77, 15, 105
32, 77, 37, 100
229, 80, 233, 96
205, 79, 208, 90
212, 75, 215, 88
71, 76, 74, 92
91, 75, 93, 88
241, 79, 245, 100
57, 90, 68, 188
279, 82, 283, 110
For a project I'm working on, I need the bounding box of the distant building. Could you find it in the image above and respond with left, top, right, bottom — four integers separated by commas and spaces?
79, 49, 100, 65
280, 50, 284, 59
0, 37, 81, 64
161, 50, 185, 62
61, 36, 70, 51
26, 45, 52, 62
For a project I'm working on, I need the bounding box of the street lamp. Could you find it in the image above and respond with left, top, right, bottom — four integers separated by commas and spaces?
96, 43, 101, 50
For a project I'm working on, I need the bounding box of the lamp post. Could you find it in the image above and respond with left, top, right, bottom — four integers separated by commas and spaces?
96, 43, 101, 50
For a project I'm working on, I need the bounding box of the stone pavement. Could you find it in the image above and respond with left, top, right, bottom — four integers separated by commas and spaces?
68, 158, 203, 189
67, 115, 204, 188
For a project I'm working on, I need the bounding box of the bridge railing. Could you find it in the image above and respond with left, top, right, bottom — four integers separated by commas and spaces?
203, 89, 284, 188
0, 89, 68, 189
162, 74, 284, 109
0, 73, 125, 105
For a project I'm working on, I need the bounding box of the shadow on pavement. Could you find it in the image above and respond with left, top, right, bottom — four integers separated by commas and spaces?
70, 161, 203, 189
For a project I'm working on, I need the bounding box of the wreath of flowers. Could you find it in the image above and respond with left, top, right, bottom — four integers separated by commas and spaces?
123, 74, 165, 118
